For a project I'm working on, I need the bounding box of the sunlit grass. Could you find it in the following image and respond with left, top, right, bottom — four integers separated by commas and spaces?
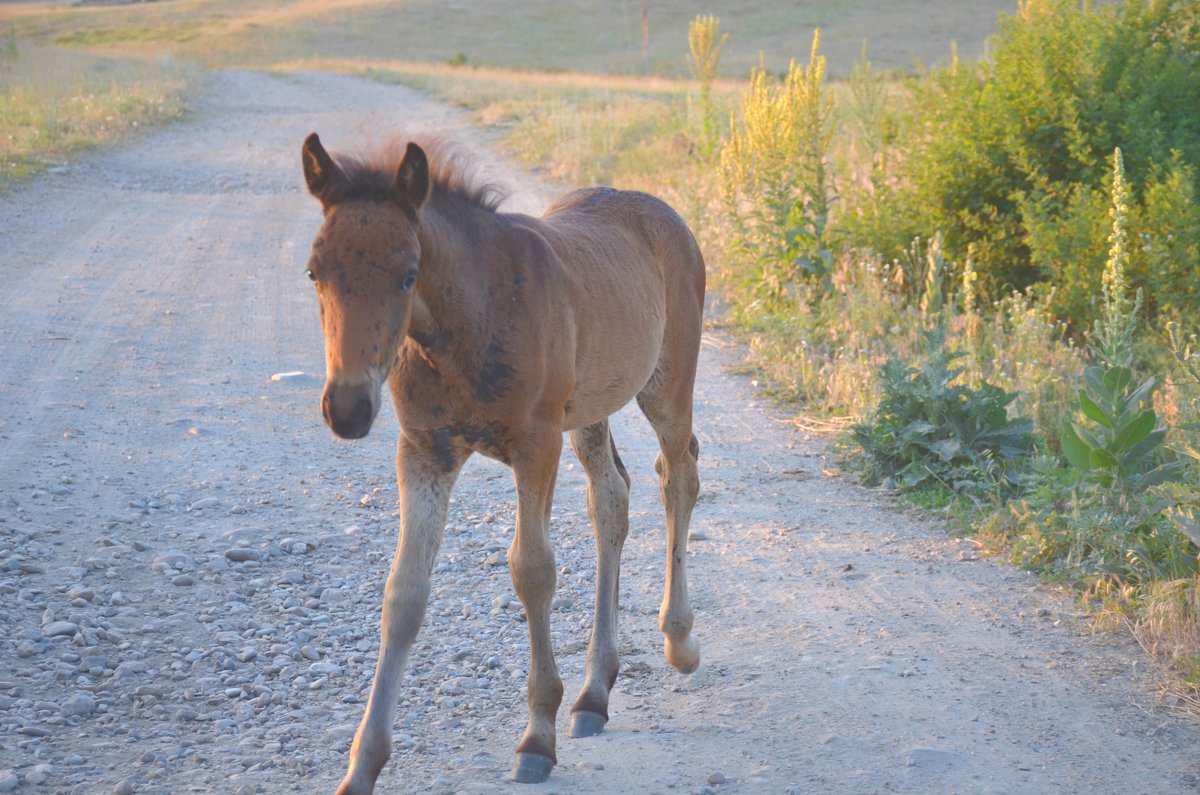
0, 39, 195, 188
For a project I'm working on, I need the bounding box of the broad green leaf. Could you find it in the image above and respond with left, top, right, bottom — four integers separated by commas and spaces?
1116, 376, 1156, 419
1111, 409, 1155, 455
1103, 365, 1133, 395
1136, 462, 1184, 492
1078, 391, 1112, 428
929, 438, 962, 462
1089, 447, 1121, 471
1060, 423, 1093, 471
1083, 366, 1108, 406
1122, 427, 1167, 469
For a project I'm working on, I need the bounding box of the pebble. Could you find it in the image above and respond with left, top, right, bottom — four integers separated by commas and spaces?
224, 548, 263, 563
113, 780, 135, 795
26, 764, 52, 785
61, 692, 96, 717
707, 771, 727, 785
0, 772, 16, 794
42, 621, 79, 638
188, 497, 222, 512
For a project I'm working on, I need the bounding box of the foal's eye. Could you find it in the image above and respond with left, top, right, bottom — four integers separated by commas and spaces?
400, 272, 417, 292
306, 269, 317, 282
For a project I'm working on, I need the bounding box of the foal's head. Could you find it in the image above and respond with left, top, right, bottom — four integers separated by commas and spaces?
301, 133, 429, 439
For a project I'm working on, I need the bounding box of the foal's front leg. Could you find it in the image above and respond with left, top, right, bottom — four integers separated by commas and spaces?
507, 430, 565, 783
337, 434, 466, 795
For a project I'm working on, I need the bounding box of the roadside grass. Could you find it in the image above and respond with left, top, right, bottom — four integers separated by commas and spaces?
0, 38, 194, 188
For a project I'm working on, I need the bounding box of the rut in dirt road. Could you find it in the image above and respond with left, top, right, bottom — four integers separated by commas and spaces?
0, 71, 1195, 795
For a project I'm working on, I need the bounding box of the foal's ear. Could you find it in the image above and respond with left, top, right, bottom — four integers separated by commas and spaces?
394, 142, 430, 216
301, 132, 337, 202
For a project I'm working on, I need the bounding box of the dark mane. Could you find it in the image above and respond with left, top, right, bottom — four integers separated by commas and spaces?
327, 136, 509, 211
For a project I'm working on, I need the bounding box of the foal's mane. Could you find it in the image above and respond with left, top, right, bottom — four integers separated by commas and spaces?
329, 136, 509, 212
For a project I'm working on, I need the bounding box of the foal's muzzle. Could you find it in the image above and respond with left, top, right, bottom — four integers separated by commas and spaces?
321, 382, 379, 440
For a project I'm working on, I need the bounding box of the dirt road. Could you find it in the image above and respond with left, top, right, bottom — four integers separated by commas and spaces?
0, 71, 1195, 794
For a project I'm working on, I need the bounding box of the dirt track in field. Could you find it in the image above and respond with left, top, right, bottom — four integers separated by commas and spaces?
0, 71, 1196, 795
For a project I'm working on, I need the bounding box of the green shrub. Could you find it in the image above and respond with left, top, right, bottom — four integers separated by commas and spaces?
874, 0, 1200, 326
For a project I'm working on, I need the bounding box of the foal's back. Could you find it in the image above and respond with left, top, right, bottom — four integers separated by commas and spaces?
523, 187, 706, 432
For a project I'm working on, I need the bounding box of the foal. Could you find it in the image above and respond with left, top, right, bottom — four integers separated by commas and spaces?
299, 133, 705, 794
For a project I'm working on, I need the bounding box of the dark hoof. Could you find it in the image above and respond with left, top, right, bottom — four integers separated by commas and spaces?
510, 752, 555, 783
569, 710, 607, 738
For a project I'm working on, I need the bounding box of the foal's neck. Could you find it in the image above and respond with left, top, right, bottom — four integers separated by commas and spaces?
409, 198, 502, 353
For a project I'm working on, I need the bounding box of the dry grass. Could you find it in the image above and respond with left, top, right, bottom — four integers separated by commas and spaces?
5, 0, 1014, 77
0, 39, 193, 187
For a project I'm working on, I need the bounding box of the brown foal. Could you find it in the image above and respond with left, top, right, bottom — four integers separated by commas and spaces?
299, 133, 705, 794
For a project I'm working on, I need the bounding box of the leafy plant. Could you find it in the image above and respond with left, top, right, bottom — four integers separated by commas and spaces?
853, 327, 1034, 499
1060, 150, 1181, 502
1059, 364, 1178, 497
877, 0, 1200, 324
719, 30, 834, 300
687, 14, 727, 160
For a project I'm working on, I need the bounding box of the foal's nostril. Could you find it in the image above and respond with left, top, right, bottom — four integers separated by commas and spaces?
321, 386, 376, 439
353, 396, 373, 427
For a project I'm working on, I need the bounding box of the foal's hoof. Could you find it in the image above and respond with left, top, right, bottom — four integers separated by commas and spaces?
510, 752, 555, 784
665, 635, 700, 675
569, 710, 607, 738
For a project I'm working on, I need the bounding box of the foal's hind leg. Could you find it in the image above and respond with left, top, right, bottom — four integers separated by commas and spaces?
637, 389, 701, 674
567, 420, 631, 738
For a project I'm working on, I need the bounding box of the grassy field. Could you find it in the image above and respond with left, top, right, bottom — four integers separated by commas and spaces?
4, 0, 1013, 76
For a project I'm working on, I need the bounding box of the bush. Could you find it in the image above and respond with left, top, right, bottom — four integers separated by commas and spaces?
871, 0, 1200, 326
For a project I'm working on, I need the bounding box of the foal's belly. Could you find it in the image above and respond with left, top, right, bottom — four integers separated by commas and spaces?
560, 331, 662, 431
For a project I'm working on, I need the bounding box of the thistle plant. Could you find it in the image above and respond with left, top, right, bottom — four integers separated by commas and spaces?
687, 14, 727, 160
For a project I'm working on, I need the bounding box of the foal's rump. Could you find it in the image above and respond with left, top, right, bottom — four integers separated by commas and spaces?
534, 187, 706, 431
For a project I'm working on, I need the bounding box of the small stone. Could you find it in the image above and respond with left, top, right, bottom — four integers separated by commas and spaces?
319, 587, 347, 604
224, 548, 262, 563
327, 724, 357, 740
61, 693, 95, 717
188, 497, 221, 512
688, 530, 708, 541
42, 621, 79, 638
279, 538, 315, 554
113, 781, 135, 795
171, 574, 194, 586
486, 550, 507, 567
707, 771, 727, 785
309, 661, 339, 676
0, 771, 17, 793
26, 764, 52, 785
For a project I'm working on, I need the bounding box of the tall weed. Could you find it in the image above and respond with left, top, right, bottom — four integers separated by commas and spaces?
719, 31, 834, 301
